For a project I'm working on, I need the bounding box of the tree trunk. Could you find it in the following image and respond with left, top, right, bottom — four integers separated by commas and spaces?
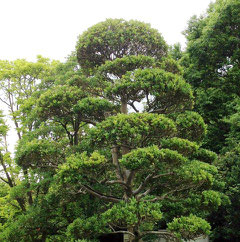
121, 100, 128, 114
112, 146, 123, 181
74, 131, 78, 145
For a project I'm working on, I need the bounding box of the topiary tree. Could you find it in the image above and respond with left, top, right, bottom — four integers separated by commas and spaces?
55, 19, 225, 241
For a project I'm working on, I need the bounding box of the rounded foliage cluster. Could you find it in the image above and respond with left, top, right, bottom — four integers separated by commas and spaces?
76, 19, 168, 72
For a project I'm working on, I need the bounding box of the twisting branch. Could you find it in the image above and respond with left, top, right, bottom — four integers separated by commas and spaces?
133, 172, 174, 196
57, 120, 73, 143
146, 92, 150, 106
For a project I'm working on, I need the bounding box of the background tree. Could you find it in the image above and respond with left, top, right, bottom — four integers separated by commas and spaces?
0, 110, 27, 238
207, 146, 240, 241
0, 57, 66, 241
0, 52, 118, 241
182, 0, 240, 153
0, 56, 59, 139
183, 0, 240, 240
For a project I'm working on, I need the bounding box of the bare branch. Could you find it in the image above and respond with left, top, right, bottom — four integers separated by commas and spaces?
133, 174, 153, 195
133, 172, 173, 197
109, 230, 135, 238
80, 184, 122, 203
141, 230, 179, 241
128, 101, 139, 113
152, 172, 174, 179
0, 97, 11, 107
106, 180, 128, 188
137, 188, 152, 200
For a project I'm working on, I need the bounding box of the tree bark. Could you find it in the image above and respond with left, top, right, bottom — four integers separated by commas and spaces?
121, 100, 128, 114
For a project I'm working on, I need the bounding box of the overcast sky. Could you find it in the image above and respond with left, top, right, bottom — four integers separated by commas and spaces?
0, 0, 213, 62
1, 0, 213, 152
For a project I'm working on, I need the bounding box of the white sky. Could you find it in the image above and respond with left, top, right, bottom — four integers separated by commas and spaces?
0, 0, 213, 153
0, 0, 213, 62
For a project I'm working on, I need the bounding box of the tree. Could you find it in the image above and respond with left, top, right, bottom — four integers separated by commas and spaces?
169, 43, 183, 61
0, 57, 64, 242
0, 56, 59, 139
183, 0, 240, 240
0, 54, 114, 241
52, 19, 225, 241
0, 110, 28, 241
0, 18, 227, 242
182, 0, 240, 153
206, 146, 240, 241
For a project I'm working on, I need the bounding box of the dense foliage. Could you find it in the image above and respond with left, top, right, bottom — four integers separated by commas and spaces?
182, 0, 240, 240
0, 1, 239, 241
183, 0, 240, 153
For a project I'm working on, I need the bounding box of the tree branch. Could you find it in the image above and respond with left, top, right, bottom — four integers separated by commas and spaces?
0, 153, 14, 187
152, 172, 174, 179
128, 101, 139, 113
0, 97, 11, 107
133, 172, 174, 196
137, 188, 152, 200
126, 170, 135, 186
111, 146, 124, 181
0, 176, 10, 185
109, 230, 135, 238
106, 180, 128, 188
82, 119, 97, 126
143, 182, 205, 202
80, 184, 121, 203
140, 230, 179, 241
133, 174, 153, 195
